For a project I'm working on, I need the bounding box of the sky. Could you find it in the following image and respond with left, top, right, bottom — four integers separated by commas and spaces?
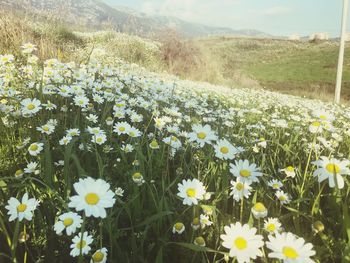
102, 0, 350, 37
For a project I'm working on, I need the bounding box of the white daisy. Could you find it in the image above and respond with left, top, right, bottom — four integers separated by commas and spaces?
114, 187, 124, 197
28, 142, 44, 156
229, 160, 263, 184
21, 43, 37, 54
214, 139, 240, 160
266, 232, 315, 263
163, 136, 182, 150
251, 202, 268, 219
59, 136, 73, 146
5, 193, 39, 222
172, 222, 185, 234
24, 161, 39, 174
264, 218, 282, 235
68, 177, 116, 218
275, 190, 291, 205
177, 178, 206, 206
74, 95, 89, 108
113, 121, 131, 135
194, 236, 206, 247
220, 222, 264, 263
21, 98, 42, 116
230, 179, 252, 202
268, 179, 283, 190
91, 133, 107, 145
90, 247, 108, 263
188, 124, 218, 147
132, 172, 144, 185
54, 212, 82, 236
70, 231, 93, 257
149, 139, 160, 149
312, 156, 350, 189
199, 214, 213, 228
280, 166, 296, 178
66, 128, 80, 137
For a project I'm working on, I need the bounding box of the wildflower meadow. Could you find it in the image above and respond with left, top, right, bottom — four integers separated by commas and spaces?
0, 44, 350, 262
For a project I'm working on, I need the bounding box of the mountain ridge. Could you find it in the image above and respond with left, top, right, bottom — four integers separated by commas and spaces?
0, 0, 270, 37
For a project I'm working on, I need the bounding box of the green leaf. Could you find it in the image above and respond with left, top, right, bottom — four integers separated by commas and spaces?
43, 138, 53, 187
155, 247, 163, 263
170, 242, 223, 254
342, 202, 350, 263
135, 211, 173, 228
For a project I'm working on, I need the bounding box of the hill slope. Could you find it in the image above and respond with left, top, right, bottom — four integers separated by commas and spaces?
195, 37, 350, 101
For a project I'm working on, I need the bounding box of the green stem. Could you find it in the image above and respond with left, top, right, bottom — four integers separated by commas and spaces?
11, 219, 20, 263
78, 213, 86, 263
240, 198, 244, 223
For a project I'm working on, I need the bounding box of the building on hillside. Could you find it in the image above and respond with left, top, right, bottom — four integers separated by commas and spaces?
289, 34, 300, 41
309, 32, 329, 41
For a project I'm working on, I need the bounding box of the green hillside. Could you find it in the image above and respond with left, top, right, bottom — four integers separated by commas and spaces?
196, 36, 350, 101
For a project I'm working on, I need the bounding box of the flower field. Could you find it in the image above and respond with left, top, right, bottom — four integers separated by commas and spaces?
1, 44, 350, 263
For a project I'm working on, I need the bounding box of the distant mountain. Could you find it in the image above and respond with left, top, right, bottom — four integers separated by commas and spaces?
0, 0, 270, 38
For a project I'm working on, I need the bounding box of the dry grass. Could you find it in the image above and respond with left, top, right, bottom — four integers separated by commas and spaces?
0, 9, 83, 61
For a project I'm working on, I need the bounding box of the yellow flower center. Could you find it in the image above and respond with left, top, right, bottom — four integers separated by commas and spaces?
17, 203, 27, 212
286, 166, 294, 172
235, 182, 244, 191
253, 202, 266, 212
266, 224, 275, 232
85, 193, 100, 205
272, 183, 280, 189
326, 163, 340, 174
319, 115, 327, 120
133, 172, 142, 179
186, 188, 196, 197
312, 121, 321, 127
43, 126, 50, 132
220, 146, 229, 154
195, 236, 205, 246
30, 144, 38, 151
171, 136, 178, 142
119, 127, 126, 132
174, 222, 184, 231
279, 195, 286, 201
76, 240, 86, 249
92, 251, 104, 262
239, 169, 251, 177
234, 237, 247, 250
197, 132, 207, 139
129, 132, 135, 137
15, 169, 23, 177
63, 218, 73, 227
282, 246, 298, 259
26, 104, 35, 110
192, 218, 200, 225
96, 137, 103, 143
150, 140, 158, 148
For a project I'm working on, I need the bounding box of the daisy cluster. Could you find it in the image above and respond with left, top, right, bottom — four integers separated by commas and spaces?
1, 43, 350, 262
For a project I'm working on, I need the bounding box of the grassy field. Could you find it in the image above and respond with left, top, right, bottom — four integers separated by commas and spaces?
196, 37, 350, 101
1, 10, 350, 263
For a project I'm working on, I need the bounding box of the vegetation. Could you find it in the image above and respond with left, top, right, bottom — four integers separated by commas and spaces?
195, 36, 350, 101
1, 12, 350, 262
1, 39, 350, 263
